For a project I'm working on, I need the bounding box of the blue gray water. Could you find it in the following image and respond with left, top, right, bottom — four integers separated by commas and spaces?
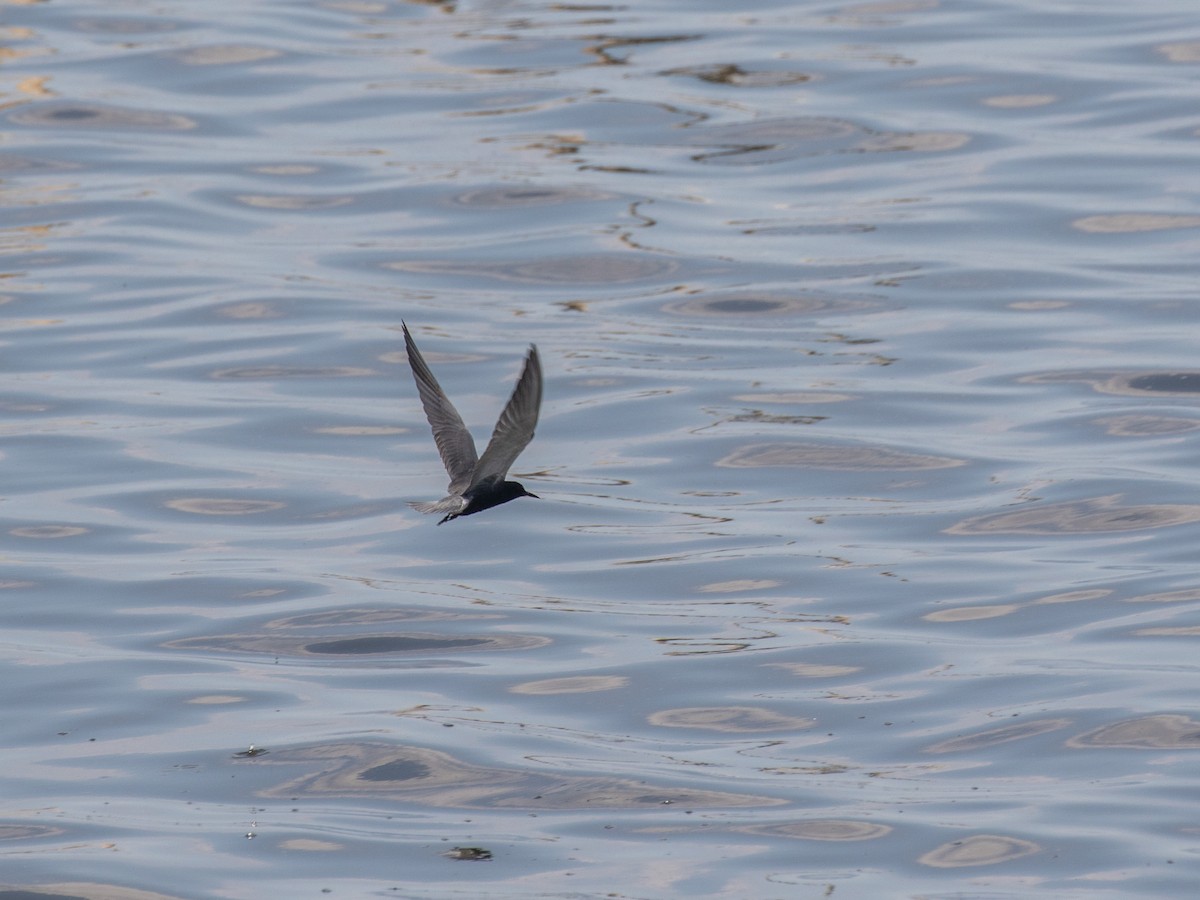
2, 1, 1200, 897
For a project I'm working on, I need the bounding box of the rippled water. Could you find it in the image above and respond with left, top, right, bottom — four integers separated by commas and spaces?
3, 0, 1200, 897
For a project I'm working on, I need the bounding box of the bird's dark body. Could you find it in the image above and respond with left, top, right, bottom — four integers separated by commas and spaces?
438, 477, 539, 525
402, 322, 542, 525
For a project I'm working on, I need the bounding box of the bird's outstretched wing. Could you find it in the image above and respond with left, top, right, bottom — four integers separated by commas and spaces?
402, 322, 478, 493
472, 344, 542, 488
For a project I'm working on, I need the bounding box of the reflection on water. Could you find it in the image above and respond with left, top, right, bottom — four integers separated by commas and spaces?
256, 741, 782, 810
3, 0, 1200, 895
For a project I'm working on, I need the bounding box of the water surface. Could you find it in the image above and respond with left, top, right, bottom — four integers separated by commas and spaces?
3, 0, 1200, 897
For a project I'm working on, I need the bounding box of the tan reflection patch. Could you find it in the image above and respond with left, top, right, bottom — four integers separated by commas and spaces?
984, 94, 1056, 108
234, 193, 354, 210
859, 131, 969, 152
698, 579, 780, 593
946, 496, 1200, 535
1009, 299, 1070, 310
923, 604, 1018, 622
258, 742, 780, 809
1138, 626, 1200, 635
452, 186, 615, 208
748, 819, 891, 841
164, 498, 284, 515
1034, 589, 1110, 605
511, 675, 627, 695
216, 302, 282, 319
211, 366, 372, 379
768, 662, 861, 677
0, 884, 184, 900
187, 695, 246, 705
925, 718, 1071, 754
840, 0, 941, 15
275, 608, 472, 627
1157, 42, 1200, 62
0, 824, 60, 841
389, 254, 675, 285
1068, 715, 1200, 749
1095, 414, 1200, 436
647, 706, 813, 732
1073, 214, 1200, 233
314, 425, 406, 435
919, 834, 1039, 867
252, 164, 320, 176
9, 525, 88, 538
0, 580, 35, 589
718, 442, 964, 470
278, 838, 341, 851
734, 392, 853, 404
176, 45, 281, 65
1126, 588, 1200, 603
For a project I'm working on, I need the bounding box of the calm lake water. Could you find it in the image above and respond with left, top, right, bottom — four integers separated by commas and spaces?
3, 1, 1200, 897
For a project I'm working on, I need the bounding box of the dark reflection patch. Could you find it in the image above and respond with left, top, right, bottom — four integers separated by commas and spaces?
10, 102, 195, 131
451, 186, 615, 208
924, 718, 1071, 754
388, 254, 675, 285
1068, 715, 1200, 749
210, 366, 372, 380
685, 116, 967, 164
361, 759, 429, 782
717, 442, 964, 470
918, 834, 1040, 868
666, 290, 881, 319
744, 820, 891, 841
647, 706, 813, 732
167, 630, 545, 659
1128, 372, 1200, 393
1022, 369, 1200, 397
946, 496, 1200, 535
687, 117, 864, 164
307, 636, 490, 654
664, 64, 816, 87
257, 742, 781, 809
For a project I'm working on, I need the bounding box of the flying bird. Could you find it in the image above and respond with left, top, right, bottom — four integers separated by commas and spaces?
402, 321, 542, 524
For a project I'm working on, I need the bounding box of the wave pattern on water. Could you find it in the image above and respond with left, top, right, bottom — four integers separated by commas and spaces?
2, 0, 1200, 896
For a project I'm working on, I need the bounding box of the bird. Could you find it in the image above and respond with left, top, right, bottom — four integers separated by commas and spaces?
402, 321, 542, 525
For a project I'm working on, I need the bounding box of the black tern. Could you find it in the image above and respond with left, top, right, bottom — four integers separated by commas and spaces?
402, 321, 542, 525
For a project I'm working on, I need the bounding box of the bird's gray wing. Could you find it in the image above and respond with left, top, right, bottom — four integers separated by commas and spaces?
402, 322, 478, 493
472, 344, 542, 488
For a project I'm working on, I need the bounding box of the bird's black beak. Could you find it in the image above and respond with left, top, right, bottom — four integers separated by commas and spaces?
526, 490, 540, 499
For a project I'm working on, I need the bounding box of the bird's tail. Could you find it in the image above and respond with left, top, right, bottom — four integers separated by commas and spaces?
408, 497, 465, 516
